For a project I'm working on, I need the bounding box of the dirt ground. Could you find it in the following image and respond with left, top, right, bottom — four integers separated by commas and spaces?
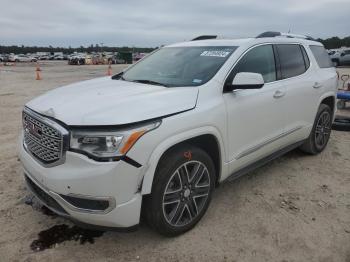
0, 61, 349, 262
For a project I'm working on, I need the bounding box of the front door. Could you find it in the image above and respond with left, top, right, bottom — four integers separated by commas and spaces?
223, 44, 288, 176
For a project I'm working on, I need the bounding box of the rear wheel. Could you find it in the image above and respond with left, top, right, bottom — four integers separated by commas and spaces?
300, 104, 332, 154
144, 145, 216, 236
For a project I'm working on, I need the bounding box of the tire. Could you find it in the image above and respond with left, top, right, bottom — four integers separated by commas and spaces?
332, 116, 350, 131
332, 59, 339, 67
300, 104, 332, 155
144, 145, 216, 236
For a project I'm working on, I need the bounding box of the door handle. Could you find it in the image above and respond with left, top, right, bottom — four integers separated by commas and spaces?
313, 82, 323, 89
273, 90, 285, 98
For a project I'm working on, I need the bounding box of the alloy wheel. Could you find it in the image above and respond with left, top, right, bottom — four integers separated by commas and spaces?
162, 161, 211, 227
314, 111, 331, 150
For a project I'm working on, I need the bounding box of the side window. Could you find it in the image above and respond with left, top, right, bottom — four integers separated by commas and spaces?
309, 45, 333, 68
227, 44, 276, 84
276, 44, 307, 79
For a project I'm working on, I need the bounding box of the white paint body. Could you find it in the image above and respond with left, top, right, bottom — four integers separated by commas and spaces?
19, 37, 338, 228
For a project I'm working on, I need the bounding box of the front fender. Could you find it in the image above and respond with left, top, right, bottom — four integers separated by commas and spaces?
140, 126, 227, 195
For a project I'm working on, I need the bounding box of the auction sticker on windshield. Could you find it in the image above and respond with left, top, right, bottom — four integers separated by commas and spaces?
200, 50, 231, 57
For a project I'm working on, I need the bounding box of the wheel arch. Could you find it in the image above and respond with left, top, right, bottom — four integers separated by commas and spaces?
319, 94, 336, 119
140, 128, 225, 195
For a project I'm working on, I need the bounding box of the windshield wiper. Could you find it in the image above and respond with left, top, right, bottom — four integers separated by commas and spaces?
111, 72, 125, 80
112, 74, 167, 87
131, 79, 168, 87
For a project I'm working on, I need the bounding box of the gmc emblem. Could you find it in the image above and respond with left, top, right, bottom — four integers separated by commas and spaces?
25, 122, 43, 139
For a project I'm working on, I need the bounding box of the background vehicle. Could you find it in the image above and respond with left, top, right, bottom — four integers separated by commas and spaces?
8, 54, 37, 62
331, 49, 350, 66
68, 54, 86, 65
328, 50, 341, 66
39, 55, 50, 60
108, 54, 126, 64
54, 54, 64, 60
338, 50, 350, 66
133, 52, 147, 62
1, 54, 10, 62
19, 32, 337, 236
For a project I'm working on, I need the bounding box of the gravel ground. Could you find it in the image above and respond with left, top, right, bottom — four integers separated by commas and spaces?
0, 61, 349, 262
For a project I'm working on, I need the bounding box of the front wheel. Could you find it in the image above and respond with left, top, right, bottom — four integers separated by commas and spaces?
144, 145, 216, 236
300, 104, 332, 154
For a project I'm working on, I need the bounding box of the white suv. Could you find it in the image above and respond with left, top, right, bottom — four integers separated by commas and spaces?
19, 32, 337, 236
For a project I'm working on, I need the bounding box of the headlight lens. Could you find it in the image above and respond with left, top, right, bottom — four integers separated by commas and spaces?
70, 121, 161, 160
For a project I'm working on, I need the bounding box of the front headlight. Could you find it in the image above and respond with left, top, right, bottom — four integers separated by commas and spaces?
70, 121, 161, 160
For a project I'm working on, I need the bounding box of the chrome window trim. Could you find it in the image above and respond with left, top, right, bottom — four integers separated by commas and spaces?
23, 106, 70, 168
223, 42, 314, 90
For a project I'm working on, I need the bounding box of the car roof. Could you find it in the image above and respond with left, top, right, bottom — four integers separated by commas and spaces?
166, 37, 322, 48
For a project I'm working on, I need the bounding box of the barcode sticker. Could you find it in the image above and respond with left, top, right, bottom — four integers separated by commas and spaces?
200, 51, 231, 57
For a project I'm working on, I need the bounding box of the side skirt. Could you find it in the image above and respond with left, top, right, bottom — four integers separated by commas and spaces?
225, 140, 305, 183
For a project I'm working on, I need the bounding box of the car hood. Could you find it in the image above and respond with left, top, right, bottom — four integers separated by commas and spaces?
26, 77, 199, 126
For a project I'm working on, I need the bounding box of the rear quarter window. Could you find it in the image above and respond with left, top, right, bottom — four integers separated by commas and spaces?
309, 45, 333, 68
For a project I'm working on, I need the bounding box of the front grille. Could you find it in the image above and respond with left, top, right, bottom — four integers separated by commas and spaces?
22, 108, 68, 166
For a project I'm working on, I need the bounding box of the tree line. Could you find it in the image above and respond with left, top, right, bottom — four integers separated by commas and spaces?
317, 36, 350, 49
0, 44, 156, 54
1, 36, 349, 54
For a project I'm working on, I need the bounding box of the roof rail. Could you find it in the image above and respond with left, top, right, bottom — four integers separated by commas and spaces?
191, 35, 217, 41
256, 31, 281, 38
256, 31, 315, 41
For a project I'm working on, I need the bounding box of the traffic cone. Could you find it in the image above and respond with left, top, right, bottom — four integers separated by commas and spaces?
106, 62, 112, 76
36, 63, 42, 80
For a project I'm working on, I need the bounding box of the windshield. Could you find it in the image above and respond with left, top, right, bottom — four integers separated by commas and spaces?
121, 46, 237, 87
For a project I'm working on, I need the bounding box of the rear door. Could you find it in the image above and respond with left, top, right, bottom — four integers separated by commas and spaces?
274, 44, 322, 145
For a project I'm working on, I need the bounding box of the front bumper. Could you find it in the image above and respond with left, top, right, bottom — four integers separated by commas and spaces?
19, 139, 143, 228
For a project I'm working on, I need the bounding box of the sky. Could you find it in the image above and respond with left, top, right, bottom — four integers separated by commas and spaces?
0, 0, 348, 47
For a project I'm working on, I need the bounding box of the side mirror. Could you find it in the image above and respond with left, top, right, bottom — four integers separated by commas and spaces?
340, 53, 345, 57
226, 72, 264, 92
